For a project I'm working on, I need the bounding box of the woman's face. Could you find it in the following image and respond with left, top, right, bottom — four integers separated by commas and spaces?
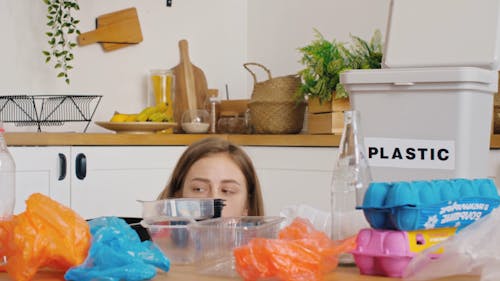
181, 153, 249, 217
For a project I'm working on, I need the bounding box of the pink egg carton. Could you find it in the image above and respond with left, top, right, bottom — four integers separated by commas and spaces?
351, 227, 455, 277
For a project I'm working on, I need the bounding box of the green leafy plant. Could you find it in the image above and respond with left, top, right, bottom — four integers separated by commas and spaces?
297, 29, 383, 103
42, 0, 80, 84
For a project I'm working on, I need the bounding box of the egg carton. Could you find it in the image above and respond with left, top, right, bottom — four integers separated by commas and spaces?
352, 227, 455, 277
359, 178, 500, 231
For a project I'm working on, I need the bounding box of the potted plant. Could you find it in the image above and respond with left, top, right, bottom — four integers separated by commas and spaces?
42, 0, 80, 84
297, 29, 383, 134
297, 29, 383, 110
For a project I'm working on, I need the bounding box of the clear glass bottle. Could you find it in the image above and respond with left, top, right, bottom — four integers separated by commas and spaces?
0, 122, 15, 265
330, 110, 372, 265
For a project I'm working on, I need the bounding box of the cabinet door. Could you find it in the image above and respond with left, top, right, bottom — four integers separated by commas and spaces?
243, 147, 337, 216
10, 147, 71, 214
70, 146, 185, 219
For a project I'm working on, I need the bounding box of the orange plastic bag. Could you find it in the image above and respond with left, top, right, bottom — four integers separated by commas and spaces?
234, 217, 356, 281
0, 193, 91, 281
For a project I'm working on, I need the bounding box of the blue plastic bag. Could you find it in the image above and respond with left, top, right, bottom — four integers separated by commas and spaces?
65, 217, 170, 281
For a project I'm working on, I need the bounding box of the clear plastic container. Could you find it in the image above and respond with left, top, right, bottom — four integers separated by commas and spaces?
189, 216, 284, 277
141, 217, 200, 265
139, 198, 225, 220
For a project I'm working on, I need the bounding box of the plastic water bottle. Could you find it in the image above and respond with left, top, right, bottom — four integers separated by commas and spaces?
0, 122, 15, 265
331, 110, 372, 264
0, 123, 15, 220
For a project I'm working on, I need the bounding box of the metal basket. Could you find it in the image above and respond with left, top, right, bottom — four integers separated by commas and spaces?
0, 95, 102, 132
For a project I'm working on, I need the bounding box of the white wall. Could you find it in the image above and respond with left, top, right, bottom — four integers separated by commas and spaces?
246, 0, 390, 88
0, 0, 390, 132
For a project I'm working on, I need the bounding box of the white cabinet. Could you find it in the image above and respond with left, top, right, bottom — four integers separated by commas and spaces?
10, 147, 71, 214
69, 146, 185, 219
10, 145, 338, 219
11, 146, 185, 219
9, 144, 500, 221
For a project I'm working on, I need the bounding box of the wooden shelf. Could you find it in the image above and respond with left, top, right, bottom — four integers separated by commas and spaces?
4, 132, 340, 147
5, 132, 500, 148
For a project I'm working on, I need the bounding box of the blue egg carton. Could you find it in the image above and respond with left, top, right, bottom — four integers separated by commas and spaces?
358, 178, 500, 231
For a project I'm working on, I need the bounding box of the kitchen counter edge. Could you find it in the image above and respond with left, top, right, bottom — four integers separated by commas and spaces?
5, 133, 500, 148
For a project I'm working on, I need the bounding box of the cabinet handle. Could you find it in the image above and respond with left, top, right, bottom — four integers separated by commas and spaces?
58, 153, 67, 181
75, 153, 87, 180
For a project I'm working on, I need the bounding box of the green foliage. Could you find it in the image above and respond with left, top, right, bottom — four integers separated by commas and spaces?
297, 29, 383, 103
42, 0, 80, 85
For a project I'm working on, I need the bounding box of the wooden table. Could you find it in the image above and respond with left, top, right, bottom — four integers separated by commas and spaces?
0, 265, 479, 280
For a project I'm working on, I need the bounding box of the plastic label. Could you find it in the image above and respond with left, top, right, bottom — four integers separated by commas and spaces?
364, 137, 455, 170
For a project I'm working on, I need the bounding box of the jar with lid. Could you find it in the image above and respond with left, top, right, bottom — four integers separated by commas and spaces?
217, 111, 249, 134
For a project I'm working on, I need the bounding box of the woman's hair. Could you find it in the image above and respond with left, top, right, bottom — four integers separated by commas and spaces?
157, 137, 265, 216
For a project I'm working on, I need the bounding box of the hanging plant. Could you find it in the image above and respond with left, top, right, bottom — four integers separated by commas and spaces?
42, 0, 80, 84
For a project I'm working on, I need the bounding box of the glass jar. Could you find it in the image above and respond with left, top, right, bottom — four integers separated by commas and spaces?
148, 69, 175, 120
217, 111, 248, 134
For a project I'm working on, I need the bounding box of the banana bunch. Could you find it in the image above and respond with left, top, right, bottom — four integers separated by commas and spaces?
109, 103, 174, 123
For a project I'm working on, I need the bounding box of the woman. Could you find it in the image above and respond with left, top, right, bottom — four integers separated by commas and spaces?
157, 137, 265, 216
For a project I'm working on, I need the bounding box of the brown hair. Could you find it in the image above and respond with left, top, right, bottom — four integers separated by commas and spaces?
157, 137, 265, 216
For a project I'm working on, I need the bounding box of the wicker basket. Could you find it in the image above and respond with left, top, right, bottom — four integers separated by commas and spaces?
244, 63, 305, 134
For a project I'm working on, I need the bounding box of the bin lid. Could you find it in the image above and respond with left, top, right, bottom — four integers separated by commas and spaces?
383, 0, 500, 70
340, 67, 498, 85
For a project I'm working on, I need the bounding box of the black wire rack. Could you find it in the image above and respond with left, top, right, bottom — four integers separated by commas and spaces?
0, 95, 102, 132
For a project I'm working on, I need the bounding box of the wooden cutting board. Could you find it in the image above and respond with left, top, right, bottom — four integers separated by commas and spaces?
171, 39, 208, 131
96, 7, 141, 51
77, 7, 143, 47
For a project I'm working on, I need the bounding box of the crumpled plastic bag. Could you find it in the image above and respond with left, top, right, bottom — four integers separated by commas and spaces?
65, 216, 170, 281
234, 217, 356, 281
403, 206, 500, 281
280, 204, 331, 237
0, 193, 91, 281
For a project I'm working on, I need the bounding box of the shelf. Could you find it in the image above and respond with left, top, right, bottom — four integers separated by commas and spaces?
4, 133, 340, 147
5, 132, 500, 148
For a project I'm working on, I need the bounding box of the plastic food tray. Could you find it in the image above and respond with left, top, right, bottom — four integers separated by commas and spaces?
141, 217, 200, 265
352, 227, 455, 277
139, 198, 225, 220
188, 216, 284, 277
360, 178, 500, 231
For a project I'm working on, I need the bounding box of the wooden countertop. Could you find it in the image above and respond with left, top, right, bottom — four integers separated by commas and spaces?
4, 132, 341, 147
0, 265, 478, 280
5, 132, 500, 148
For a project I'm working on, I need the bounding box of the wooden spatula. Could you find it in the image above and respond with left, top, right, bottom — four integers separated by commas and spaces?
78, 7, 143, 47
172, 39, 209, 130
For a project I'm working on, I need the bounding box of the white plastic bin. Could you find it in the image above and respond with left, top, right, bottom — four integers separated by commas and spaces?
383, 0, 500, 69
340, 67, 498, 182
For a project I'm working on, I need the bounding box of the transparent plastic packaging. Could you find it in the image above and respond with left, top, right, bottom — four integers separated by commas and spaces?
139, 198, 225, 221
330, 110, 372, 264
0, 122, 15, 265
0, 123, 15, 221
189, 216, 284, 277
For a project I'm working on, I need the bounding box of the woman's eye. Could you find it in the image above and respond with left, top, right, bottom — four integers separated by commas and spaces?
191, 186, 207, 193
221, 187, 238, 195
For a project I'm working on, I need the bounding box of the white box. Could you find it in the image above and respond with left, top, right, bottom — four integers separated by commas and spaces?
340, 67, 498, 182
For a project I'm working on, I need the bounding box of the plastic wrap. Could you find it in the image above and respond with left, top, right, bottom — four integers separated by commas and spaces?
65, 216, 170, 281
0, 193, 91, 281
403, 206, 500, 281
234, 217, 356, 281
